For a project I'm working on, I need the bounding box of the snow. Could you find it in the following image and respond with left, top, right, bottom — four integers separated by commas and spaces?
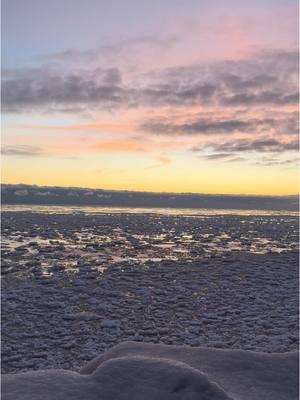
2, 342, 298, 400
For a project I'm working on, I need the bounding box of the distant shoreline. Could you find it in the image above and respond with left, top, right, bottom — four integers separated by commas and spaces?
2, 184, 299, 212
1, 183, 298, 197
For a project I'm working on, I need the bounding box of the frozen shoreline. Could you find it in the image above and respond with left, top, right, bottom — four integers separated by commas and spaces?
1, 211, 299, 374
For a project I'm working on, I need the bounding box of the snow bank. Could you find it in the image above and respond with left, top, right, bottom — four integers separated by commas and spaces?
2, 342, 298, 400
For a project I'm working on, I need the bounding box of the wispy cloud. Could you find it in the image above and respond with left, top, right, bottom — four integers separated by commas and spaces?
200, 153, 236, 160
1, 144, 82, 159
254, 157, 299, 167
141, 117, 273, 135
37, 35, 180, 64
1, 145, 46, 157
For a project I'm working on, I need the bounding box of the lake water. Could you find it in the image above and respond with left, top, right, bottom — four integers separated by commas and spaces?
2, 203, 299, 216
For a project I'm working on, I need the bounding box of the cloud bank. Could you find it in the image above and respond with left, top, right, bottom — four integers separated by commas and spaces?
2, 50, 298, 113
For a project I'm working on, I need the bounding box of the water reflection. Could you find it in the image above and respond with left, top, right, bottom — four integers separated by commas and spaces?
2, 204, 298, 217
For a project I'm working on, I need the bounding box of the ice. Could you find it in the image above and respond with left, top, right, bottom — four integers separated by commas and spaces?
1, 211, 299, 375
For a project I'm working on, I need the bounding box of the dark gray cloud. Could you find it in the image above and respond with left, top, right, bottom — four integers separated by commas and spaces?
200, 153, 246, 163
220, 73, 277, 91
224, 156, 246, 163
195, 138, 299, 167
215, 138, 299, 153
137, 49, 298, 107
2, 49, 298, 113
136, 83, 218, 107
200, 153, 237, 160
201, 151, 299, 166
192, 138, 299, 155
2, 67, 126, 113
141, 117, 274, 135
220, 91, 299, 107
141, 114, 299, 139
2, 145, 46, 157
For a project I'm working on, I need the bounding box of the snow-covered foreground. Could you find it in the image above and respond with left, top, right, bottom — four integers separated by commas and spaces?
2, 342, 298, 400
1, 211, 299, 374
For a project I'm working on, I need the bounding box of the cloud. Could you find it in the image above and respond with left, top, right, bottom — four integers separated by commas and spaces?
38, 35, 179, 63
220, 91, 299, 107
141, 118, 268, 135
2, 47, 298, 164
135, 49, 298, 108
210, 153, 298, 168
141, 113, 299, 139
215, 138, 299, 153
2, 50, 298, 113
36, 35, 181, 65
255, 157, 299, 167
197, 141, 299, 166
200, 153, 236, 160
2, 67, 126, 113
224, 156, 246, 163
2, 145, 46, 157
192, 138, 299, 155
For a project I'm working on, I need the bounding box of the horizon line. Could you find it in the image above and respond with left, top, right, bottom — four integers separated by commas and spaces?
2, 182, 299, 198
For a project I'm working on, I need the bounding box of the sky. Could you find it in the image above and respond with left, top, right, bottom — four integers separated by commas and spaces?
1, 0, 299, 195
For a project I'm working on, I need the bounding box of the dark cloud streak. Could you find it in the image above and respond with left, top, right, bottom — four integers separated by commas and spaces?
192, 138, 299, 155
2, 145, 46, 157
141, 114, 299, 139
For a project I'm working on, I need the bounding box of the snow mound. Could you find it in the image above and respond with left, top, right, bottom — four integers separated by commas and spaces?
2, 342, 298, 400
93, 356, 232, 399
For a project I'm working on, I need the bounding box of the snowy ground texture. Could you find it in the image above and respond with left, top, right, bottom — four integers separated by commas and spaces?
2, 342, 299, 400
1, 211, 299, 374
1, 209, 299, 398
